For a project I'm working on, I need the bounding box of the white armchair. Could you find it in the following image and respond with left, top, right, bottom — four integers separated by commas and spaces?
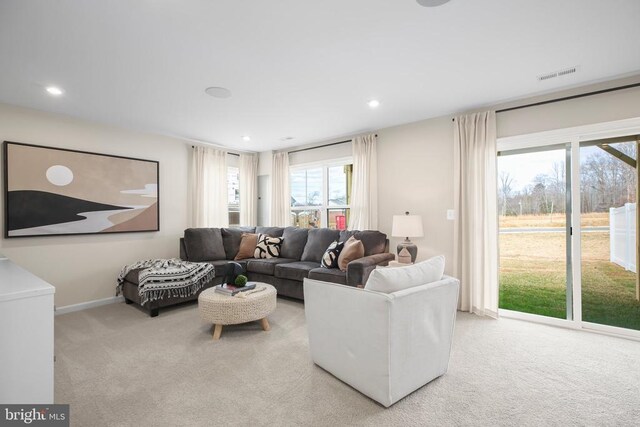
303, 275, 460, 407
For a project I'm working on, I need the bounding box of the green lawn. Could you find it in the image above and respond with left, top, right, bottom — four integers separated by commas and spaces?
499, 232, 640, 331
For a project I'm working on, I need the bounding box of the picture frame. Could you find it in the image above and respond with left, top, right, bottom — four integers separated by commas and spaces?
3, 141, 160, 238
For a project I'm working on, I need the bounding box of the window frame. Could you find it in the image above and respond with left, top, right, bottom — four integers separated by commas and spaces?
289, 157, 352, 229
227, 165, 240, 227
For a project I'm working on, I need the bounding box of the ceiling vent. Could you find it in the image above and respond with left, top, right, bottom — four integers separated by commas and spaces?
537, 66, 578, 82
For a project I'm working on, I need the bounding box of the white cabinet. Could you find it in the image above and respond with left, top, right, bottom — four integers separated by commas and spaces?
0, 257, 55, 404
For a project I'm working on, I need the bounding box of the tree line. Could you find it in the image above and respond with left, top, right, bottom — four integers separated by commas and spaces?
499, 144, 637, 217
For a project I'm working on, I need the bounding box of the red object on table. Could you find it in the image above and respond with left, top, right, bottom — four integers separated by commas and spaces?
336, 215, 346, 230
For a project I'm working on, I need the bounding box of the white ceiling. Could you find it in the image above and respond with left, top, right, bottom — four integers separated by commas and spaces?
0, 0, 639, 151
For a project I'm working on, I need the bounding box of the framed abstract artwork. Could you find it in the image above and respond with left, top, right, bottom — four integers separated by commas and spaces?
3, 141, 159, 237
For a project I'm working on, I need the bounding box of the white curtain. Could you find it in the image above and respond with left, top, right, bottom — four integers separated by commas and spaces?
453, 111, 499, 318
349, 134, 378, 230
271, 152, 290, 227
191, 146, 229, 228
239, 153, 259, 226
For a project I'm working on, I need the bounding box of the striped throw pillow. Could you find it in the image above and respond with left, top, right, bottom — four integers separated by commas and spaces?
321, 240, 345, 268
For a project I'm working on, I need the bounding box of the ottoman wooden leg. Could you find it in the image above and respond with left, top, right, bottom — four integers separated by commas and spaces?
260, 317, 271, 332
212, 324, 223, 340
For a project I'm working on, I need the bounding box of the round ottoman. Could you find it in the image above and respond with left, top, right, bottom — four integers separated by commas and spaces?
198, 283, 277, 340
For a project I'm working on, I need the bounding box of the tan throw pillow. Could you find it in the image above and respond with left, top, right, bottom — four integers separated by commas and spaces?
337, 236, 365, 272
234, 233, 258, 260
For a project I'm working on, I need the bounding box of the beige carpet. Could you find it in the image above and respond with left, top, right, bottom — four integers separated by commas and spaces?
55, 298, 640, 426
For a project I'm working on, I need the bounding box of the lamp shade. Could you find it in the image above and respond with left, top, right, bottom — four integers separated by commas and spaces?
391, 214, 424, 238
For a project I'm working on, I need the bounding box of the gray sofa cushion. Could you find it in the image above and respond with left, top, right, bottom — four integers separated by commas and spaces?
255, 226, 284, 237
247, 258, 297, 276
339, 230, 357, 242
280, 227, 309, 260
221, 227, 256, 260
301, 228, 340, 263
356, 231, 387, 256
308, 267, 347, 285
184, 228, 226, 261
274, 261, 319, 282
340, 230, 387, 256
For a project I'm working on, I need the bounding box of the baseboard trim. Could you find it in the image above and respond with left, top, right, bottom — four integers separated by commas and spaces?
55, 295, 124, 316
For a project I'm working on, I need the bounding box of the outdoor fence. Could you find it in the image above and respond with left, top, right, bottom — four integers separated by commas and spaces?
610, 203, 637, 273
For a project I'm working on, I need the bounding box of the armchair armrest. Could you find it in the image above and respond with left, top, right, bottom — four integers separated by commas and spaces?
303, 279, 393, 404
346, 252, 395, 287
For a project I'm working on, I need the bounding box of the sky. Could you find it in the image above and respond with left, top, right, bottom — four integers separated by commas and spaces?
498, 145, 604, 192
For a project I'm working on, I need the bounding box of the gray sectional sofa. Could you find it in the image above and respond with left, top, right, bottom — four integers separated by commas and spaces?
121, 226, 394, 316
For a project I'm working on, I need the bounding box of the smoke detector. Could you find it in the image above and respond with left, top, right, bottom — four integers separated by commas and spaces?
537, 66, 578, 82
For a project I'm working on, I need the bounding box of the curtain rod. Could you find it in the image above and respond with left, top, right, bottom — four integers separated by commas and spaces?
191, 145, 240, 156
451, 82, 640, 121
287, 134, 378, 155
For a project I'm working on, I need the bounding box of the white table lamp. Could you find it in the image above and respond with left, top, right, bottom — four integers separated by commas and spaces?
391, 212, 423, 263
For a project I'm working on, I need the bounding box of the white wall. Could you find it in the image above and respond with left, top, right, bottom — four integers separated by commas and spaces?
0, 104, 190, 307
377, 117, 455, 273
497, 77, 640, 138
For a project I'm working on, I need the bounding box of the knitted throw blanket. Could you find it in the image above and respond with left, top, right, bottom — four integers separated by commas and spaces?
117, 258, 215, 306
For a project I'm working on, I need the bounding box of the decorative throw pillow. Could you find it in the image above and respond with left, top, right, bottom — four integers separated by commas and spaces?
254, 234, 283, 259
321, 240, 345, 268
364, 255, 446, 294
234, 233, 259, 260
337, 236, 365, 272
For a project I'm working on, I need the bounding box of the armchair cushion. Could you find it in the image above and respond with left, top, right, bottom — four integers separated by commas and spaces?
365, 255, 445, 294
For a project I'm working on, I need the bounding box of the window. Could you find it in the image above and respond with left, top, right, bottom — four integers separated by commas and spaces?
228, 166, 240, 226
290, 160, 352, 229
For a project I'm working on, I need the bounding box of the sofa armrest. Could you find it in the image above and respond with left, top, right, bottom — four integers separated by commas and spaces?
179, 238, 188, 260
346, 252, 395, 287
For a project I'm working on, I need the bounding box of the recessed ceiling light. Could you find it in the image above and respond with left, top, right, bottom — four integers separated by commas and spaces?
205, 87, 232, 98
416, 0, 451, 7
280, 136, 294, 141
242, 136, 251, 142
45, 86, 63, 96
367, 99, 380, 108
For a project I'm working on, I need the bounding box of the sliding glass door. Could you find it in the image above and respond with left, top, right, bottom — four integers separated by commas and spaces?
579, 138, 640, 331
498, 133, 640, 335
498, 146, 571, 319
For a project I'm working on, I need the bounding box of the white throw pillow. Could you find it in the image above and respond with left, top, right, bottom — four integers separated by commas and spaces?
364, 255, 445, 293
